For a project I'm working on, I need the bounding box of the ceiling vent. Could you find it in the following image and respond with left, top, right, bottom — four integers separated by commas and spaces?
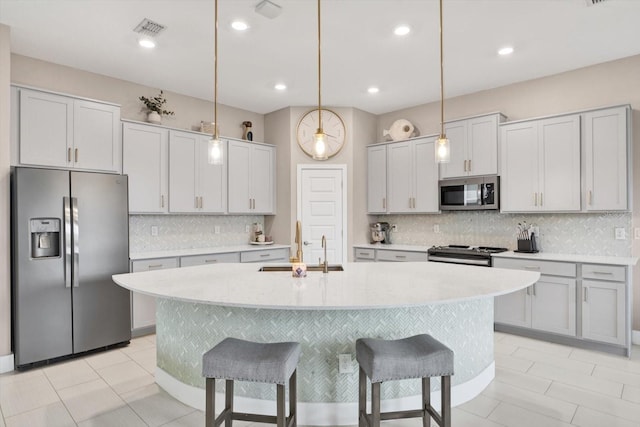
585, 0, 610, 6
133, 18, 166, 37
255, 0, 282, 19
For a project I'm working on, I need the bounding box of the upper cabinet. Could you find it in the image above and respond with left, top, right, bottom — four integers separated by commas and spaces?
583, 106, 629, 211
14, 86, 121, 173
169, 130, 226, 214
501, 115, 581, 212
228, 140, 276, 214
439, 113, 505, 179
122, 121, 169, 214
386, 136, 439, 214
367, 144, 387, 214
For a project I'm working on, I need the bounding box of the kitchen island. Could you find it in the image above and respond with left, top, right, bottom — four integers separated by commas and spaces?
112, 262, 539, 425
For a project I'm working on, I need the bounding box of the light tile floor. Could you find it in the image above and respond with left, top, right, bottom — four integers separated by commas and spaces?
1, 332, 639, 426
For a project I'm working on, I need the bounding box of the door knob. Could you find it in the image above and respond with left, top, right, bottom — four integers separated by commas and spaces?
303, 241, 312, 246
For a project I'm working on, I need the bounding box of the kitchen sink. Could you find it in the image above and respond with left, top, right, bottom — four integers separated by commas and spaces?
258, 265, 344, 272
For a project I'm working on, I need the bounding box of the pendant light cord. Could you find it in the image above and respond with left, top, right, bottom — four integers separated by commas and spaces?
439, 0, 445, 138
214, 0, 219, 139
317, 0, 322, 129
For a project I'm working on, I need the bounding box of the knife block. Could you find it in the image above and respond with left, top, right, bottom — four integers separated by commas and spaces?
516, 234, 538, 253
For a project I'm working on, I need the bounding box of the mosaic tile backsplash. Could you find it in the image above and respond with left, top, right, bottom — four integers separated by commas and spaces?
129, 214, 264, 253
375, 211, 632, 257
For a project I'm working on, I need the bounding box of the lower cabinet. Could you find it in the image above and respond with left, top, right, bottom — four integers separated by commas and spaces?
240, 248, 289, 263
180, 252, 240, 267
130, 257, 179, 333
353, 246, 428, 262
494, 257, 630, 352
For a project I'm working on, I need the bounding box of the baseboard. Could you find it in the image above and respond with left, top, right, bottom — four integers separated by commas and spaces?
155, 362, 495, 426
0, 353, 15, 374
132, 325, 156, 338
633, 330, 640, 345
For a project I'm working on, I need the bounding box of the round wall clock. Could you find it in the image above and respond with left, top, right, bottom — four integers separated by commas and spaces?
296, 109, 346, 159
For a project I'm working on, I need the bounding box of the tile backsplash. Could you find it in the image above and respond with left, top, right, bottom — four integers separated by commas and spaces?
129, 214, 264, 253
375, 211, 632, 257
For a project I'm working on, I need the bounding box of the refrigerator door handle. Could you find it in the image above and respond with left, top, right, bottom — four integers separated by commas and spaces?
72, 197, 80, 288
64, 197, 72, 288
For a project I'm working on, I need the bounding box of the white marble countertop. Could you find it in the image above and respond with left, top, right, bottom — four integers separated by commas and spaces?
353, 243, 433, 252
112, 262, 539, 310
492, 251, 638, 266
129, 244, 291, 261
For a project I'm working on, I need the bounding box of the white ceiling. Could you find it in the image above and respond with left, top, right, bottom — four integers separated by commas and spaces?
1, 0, 640, 115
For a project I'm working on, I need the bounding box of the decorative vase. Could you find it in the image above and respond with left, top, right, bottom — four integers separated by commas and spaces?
147, 111, 162, 124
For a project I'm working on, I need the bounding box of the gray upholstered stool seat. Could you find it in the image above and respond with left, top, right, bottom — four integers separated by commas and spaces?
356, 334, 454, 427
202, 337, 301, 427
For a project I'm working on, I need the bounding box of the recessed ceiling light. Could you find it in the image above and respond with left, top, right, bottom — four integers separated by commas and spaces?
367, 87, 380, 94
498, 46, 514, 56
138, 37, 156, 49
274, 83, 287, 91
231, 21, 249, 31
394, 25, 411, 36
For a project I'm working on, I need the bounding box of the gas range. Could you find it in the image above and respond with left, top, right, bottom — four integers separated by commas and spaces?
427, 245, 508, 267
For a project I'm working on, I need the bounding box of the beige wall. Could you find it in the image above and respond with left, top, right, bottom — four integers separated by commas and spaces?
11, 54, 264, 141
0, 25, 11, 359
378, 54, 640, 330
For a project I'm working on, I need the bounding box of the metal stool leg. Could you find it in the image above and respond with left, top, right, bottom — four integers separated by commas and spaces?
371, 382, 381, 427
441, 375, 451, 427
225, 379, 233, 427
206, 378, 215, 427
359, 367, 367, 427
289, 370, 297, 427
276, 383, 285, 427
422, 377, 431, 427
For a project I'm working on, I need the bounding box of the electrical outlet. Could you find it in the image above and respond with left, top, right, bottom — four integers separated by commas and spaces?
615, 227, 626, 240
338, 354, 353, 374
214, 226, 220, 234
433, 224, 440, 233
245, 225, 250, 233
151, 226, 158, 236
391, 224, 398, 232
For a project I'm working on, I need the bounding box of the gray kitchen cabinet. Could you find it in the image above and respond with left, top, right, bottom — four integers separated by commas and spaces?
353, 246, 429, 263
494, 258, 577, 337
180, 252, 240, 267
354, 247, 376, 262
169, 130, 226, 214
387, 136, 438, 213
582, 264, 626, 346
500, 114, 581, 212
240, 248, 289, 263
440, 113, 505, 179
14, 86, 121, 173
367, 144, 387, 214
122, 121, 169, 214
583, 106, 630, 211
228, 140, 276, 214
130, 257, 178, 334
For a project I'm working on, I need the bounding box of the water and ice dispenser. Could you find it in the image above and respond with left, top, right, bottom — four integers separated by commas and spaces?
30, 218, 61, 259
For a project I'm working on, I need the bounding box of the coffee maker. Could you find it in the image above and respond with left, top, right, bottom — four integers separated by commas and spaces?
370, 222, 391, 244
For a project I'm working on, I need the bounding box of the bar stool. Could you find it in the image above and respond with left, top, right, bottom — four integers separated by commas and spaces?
355, 334, 454, 427
202, 337, 301, 427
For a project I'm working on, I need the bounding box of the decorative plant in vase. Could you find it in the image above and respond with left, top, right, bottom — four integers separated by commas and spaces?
139, 90, 174, 124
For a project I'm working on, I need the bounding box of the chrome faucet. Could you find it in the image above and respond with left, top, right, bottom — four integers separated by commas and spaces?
320, 235, 328, 273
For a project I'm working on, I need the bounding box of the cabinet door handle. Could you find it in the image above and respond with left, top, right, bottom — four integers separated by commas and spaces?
382, 197, 386, 210
196, 197, 199, 208
148, 264, 163, 270
526, 286, 531, 296
468, 159, 471, 171
532, 283, 536, 296
204, 259, 218, 263
200, 197, 204, 209
464, 160, 468, 172
592, 271, 613, 275
395, 255, 406, 259
249, 198, 252, 209
584, 287, 588, 302
75, 148, 79, 163
161, 195, 165, 208
260, 253, 270, 258
67, 148, 72, 162
533, 193, 537, 206
524, 266, 540, 270
588, 190, 593, 205
540, 193, 543, 206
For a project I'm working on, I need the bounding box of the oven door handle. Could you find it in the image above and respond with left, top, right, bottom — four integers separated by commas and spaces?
427, 255, 490, 266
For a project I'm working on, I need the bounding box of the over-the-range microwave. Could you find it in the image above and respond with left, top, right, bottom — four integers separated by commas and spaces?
439, 176, 499, 211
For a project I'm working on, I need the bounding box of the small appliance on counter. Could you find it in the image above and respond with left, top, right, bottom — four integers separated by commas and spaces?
370, 222, 392, 244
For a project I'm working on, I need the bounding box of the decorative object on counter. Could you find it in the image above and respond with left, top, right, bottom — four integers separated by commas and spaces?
139, 90, 174, 124
292, 262, 307, 277
242, 121, 253, 141
383, 119, 415, 141
208, 0, 223, 165
435, 0, 450, 163
252, 222, 271, 243
515, 222, 538, 253
200, 121, 215, 135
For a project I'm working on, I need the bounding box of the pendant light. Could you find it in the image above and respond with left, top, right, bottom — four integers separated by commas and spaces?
435, 0, 450, 163
312, 0, 328, 161
208, 0, 223, 165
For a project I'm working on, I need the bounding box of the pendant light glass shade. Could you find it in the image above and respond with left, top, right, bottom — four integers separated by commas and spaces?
313, 128, 328, 160
208, 132, 223, 165
435, 0, 450, 164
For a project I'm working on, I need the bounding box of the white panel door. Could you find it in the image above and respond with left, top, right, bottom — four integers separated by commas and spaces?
169, 131, 198, 213
198, 138, 226, 213
73, 100, 120, 172
251, 144, 275, 213
582, 280, 626, 345
500, 122, 539, 212
439, 121, 467, 179
531, 276, 576, 336
413, 137, 438, 213
367, 145, 387, 214
300, 168, 344, 264
228, 141, 252, 213
494, 288, 531, 328
467, 115, 498, 176
387, 141, 413, 213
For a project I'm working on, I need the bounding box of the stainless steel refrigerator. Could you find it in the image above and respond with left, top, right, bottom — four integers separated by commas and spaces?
11, 167, 131, 368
